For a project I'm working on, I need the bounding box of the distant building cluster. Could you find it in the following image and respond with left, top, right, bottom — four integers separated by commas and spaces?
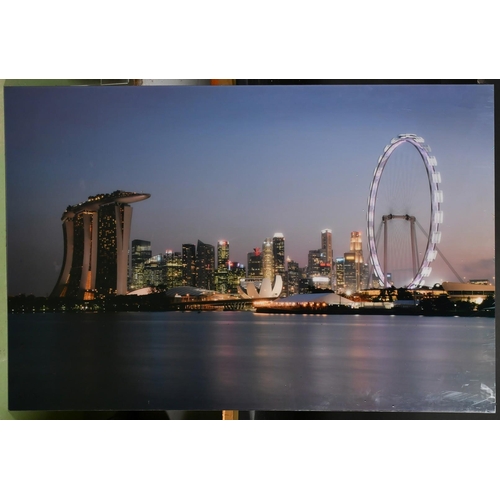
129, 239, 246, 295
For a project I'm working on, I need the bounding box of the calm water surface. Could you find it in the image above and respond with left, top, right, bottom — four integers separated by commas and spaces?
8, 312, 496, 412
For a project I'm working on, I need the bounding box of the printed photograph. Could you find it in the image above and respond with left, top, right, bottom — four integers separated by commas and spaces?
5, 83, 495, 413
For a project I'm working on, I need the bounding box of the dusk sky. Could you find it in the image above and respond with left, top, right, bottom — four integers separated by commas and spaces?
4, 84, 494, 296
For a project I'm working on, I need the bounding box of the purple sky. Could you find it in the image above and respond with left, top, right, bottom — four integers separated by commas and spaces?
5, 84, 494, 296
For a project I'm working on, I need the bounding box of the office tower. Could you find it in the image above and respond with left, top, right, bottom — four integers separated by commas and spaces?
350, 231, 364, 291
286, 258, 300, 296
182, 244, 196, 286
262, 238, 274, 281
215, 240, 230, 293
143, 254, 166, 287
228, 262, 246, 293
130, 239, 152, 290
336, 257, 345, 291
196, 240, 215, 290
165, 250, 183, 289
51, 191, 150, 299
361, 263, 369, 290
272, 233, 285, 277
307, 249, 325, 277
343, 252, 357, 292
321, 229, 333, 266
247, 248, 263, 279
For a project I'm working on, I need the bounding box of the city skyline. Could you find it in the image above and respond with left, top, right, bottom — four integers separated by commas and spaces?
5, 84, 495, 296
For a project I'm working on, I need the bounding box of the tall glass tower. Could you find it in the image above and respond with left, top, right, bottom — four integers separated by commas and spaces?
272, 233, 285, 280
262, 238, 274, 281
216, 240, 229, 293
196, 240, 215, 290
130, 239, 152, 290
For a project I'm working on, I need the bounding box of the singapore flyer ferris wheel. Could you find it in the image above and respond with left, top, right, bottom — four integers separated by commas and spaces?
367, 134, 443, 289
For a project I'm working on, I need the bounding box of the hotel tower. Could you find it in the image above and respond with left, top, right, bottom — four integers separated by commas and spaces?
50, 190, 150, 299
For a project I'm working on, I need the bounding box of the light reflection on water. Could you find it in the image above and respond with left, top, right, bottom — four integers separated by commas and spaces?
8, 311, 495, 412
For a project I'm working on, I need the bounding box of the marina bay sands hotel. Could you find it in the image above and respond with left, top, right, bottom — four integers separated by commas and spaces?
50, 190, 150, 300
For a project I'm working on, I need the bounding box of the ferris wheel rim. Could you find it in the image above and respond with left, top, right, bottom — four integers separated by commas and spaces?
366, 134, 442, 288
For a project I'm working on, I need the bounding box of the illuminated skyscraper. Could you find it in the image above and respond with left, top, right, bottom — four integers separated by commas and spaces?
262, 238, 274, 281
286, 258, 300, 296
228, 262, 246, 293
343, 252, 357, 292
247, 248, 262, 279
130, 239, 152, 290
165, 250, 183, 289
308, 249, 325, 277
216, 240, 230, 293
143, 254, 166, 287
272, 233, 285, 278
321, 229, 333, 266
196, 240, 215, 290
336, 257, 345, 291
51, 190, 150, 299
182, 244, 196, 286
350, 231, 364, 291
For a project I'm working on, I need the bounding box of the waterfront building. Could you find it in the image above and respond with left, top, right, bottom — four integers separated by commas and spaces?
130, 239, 152, 291
262, 238, 274, 281
196, 240, 215, 290
247, 248, 263, 279
441, 281, 495, 304
51, 190, 150, 299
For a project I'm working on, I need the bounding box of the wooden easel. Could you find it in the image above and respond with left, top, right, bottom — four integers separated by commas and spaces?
222, 410, 239, 420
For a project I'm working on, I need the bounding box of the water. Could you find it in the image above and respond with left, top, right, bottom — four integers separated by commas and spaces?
8, 312, 496, 413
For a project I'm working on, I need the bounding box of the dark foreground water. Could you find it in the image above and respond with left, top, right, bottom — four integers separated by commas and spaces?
8, 312, 496, 413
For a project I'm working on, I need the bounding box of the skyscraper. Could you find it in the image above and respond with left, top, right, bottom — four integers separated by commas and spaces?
336, 257, 345, 291
165, 250, 183, 289
216, 240, 230, 293
262, 238, 274, 281
272, 233, 285, 278
286, 258, 300, 296
307, 249, 325, 277
51, 190, 150, 299
182, 244, 196, 286
247, 248, 262, 279
228, 262, 246, 293
196, 240, 215, 290
130, 239, 152, 290
321, 229, 333, 266
350, 231, 364, 291
343, 252, 357, 292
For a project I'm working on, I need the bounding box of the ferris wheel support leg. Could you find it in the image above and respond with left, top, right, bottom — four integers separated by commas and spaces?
411, 218, 417, 278
383, 219, 388, 288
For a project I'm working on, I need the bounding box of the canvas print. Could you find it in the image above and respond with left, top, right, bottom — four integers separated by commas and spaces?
5, 84, 495, 413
